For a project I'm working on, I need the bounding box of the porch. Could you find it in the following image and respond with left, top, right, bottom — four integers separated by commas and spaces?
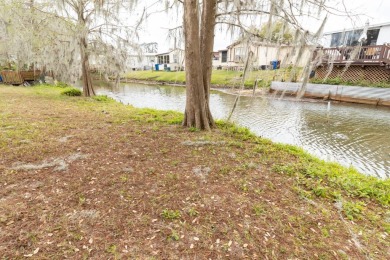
320, 45, 390, 67
315, 45, 390, 83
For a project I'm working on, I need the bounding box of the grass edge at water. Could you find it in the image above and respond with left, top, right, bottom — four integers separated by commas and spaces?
3, 84, 389, 207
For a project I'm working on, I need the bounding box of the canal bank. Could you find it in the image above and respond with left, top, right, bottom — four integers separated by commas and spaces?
92, 82, 390, 178
122, 69, 293, 89
121, 76, 390, 108
271, 82, 390, 107
1, 85, 389, 259
114, 77, 263, 91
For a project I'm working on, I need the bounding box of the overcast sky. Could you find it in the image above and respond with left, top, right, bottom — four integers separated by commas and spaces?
323, 0, 390, 31
135, 0, 390, 52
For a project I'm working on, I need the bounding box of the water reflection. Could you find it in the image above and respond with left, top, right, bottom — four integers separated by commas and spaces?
94, 83, 390, 178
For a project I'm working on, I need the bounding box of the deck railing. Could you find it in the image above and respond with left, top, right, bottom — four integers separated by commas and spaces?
321, 45, 390, 65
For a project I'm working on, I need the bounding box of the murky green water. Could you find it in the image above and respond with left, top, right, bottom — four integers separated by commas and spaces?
93, 83, 390, 178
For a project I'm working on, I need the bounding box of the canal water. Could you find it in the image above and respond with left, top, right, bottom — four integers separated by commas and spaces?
93, 83, 390, 178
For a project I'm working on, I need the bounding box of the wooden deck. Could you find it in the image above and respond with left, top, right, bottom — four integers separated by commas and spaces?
20, 70, 41, 81
0, 71, 24, 85
0, 70, 41, 85
320, 45, 390, 67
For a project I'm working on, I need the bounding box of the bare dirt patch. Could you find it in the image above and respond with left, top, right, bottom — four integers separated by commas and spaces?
12, 152, 88, 172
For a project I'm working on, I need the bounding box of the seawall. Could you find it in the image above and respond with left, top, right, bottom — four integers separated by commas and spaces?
270, 82, 390, 106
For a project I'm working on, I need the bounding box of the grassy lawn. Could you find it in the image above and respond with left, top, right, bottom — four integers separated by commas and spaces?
0, 85, 389, 259
125, 68, 301, 88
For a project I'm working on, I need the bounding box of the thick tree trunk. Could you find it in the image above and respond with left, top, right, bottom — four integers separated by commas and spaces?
200, 0, 217, 128
80, 37, 95, 97
182, 0, 216, 130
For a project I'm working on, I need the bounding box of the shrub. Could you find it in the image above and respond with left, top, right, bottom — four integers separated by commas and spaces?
93, 95, 114, 102
56, 82, 72, 88
61, 87, 82, 96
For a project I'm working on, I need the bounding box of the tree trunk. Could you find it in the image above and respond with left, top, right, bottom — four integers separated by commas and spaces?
182, 0, 216, 130
40, 65, 46, 83
80, 37, 95, 97
200, 0, 217, 128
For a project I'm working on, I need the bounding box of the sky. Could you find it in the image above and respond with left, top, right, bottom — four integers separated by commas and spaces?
320, 0, 390, 31
134, 0, 390, 53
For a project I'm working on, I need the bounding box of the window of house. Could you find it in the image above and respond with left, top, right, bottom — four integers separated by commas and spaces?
331, 32, 344, 47
344, 30, 363, 46
158, 55, 170, 64
330, 28, 379, 47
221, 51, 227, 63
365, 29, 380, 46
234, 47, 244, 61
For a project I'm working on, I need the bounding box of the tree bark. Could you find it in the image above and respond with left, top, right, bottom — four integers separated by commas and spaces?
182, 0, 216, 130
77, 3, 95, 97
200, 0, 217, 128
80, 36, 95, 96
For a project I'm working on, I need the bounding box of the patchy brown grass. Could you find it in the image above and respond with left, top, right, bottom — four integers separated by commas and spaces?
0, 85, 389, 259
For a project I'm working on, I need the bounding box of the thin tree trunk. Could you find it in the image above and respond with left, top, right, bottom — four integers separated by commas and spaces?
40, 65, 46, 83
80, 37, 95, 97
182, 0, 215, 130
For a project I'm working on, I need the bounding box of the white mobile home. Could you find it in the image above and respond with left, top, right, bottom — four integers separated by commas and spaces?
155, 49, 185, 71
213, 49, 228, 68
217, 40, 312, 69
314, 22, 390, 85
127, 53, 156, 71
321, 22, 390, 47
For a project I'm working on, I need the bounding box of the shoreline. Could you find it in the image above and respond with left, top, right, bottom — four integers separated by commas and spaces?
119, 77, 390, 107
1, 85, 389, 258
118, 78, 352, 105
97, 80, 388, 178
271, 81, 390, 107
119, 77, 241, 90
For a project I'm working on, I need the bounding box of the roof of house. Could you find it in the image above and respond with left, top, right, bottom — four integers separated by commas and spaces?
226, 39, 302, 49
156, 52, 169, 56
127, 53, 156, 57
323, 21, 390, 35
156, 48, 184, 56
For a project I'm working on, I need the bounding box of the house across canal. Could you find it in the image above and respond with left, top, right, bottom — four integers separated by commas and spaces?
315, 22, 390, 83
